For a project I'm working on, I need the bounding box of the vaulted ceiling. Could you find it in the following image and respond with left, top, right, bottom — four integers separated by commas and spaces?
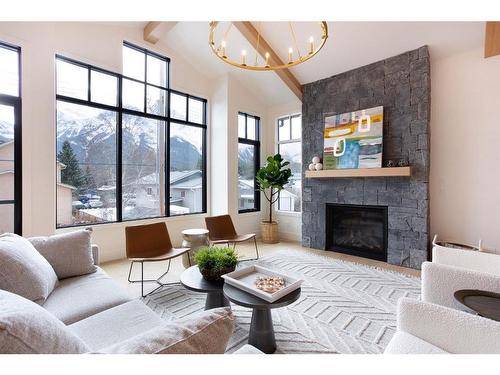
147, 22, 485, 106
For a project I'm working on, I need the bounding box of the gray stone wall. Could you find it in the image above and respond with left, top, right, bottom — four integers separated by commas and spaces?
301, 46, 430, 269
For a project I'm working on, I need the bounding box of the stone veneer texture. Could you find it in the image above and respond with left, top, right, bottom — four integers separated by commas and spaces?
301, 46, 430, 269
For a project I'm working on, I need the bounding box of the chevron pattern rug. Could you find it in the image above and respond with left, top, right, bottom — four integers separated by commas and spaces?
143, 250, 420, 354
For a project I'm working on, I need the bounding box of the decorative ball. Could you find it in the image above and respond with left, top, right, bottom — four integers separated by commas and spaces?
308, 163, 315, 171
312, 156, 320, 164
315, 163, 323, 171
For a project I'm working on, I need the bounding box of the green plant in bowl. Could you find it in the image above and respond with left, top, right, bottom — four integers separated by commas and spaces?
194, 246, 238, 282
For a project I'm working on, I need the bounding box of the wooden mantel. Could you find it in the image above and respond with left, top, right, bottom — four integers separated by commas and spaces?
305, 167, 411, 179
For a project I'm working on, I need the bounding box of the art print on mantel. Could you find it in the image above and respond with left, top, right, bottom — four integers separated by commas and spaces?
323, 106, 384, 170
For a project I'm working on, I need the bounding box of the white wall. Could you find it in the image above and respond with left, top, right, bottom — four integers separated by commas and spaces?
265, 100, 303, 241
210, 75, 229, 215
430, 48, 500, 251
227, 74, 268, 236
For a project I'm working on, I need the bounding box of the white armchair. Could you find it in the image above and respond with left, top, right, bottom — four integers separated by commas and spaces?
421, 246, 500, 311
385, 298, 500, 354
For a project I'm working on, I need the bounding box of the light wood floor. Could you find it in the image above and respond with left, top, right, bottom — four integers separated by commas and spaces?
101, 241, 420, 299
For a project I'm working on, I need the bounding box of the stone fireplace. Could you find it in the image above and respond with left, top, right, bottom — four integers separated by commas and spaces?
326, 203, 388, 262
301, 46, 430, 269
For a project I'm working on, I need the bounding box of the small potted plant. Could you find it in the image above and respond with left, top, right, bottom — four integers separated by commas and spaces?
194, 246, 238, 282
256, 153, 292, 244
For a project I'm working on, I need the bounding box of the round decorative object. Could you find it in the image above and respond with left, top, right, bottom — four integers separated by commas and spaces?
397, 159, 408, 167
312, 156, 320, 164
308, 163, 315, 171
386, 160, 395, 168
199, 266, 236, 282
314, 163, 323, 171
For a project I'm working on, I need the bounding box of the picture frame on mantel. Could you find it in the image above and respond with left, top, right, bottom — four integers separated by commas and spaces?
323, 106, 384, 170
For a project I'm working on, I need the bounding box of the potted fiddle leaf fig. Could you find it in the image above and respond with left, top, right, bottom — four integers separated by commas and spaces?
256, 153, 292, 243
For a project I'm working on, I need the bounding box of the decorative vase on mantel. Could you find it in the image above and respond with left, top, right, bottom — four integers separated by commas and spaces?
256, 153, 292, 244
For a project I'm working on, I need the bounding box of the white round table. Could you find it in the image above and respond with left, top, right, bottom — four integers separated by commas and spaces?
181, 228, 210, 268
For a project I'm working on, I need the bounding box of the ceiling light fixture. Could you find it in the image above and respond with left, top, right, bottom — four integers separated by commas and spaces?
209, 22, 328, 71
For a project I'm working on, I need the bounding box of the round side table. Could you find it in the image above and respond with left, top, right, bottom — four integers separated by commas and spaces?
223, 284, 301, 353
181, 228, 209, 268
181, 265, 230, 310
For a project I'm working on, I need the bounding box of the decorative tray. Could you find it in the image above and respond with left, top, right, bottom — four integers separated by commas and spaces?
222, 265, 303, 303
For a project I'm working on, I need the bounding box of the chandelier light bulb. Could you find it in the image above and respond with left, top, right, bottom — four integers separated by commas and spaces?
309, 36, 314, 54
288, 47, 293, 63
265, 52, 270, 67
241, 49, 247, 65
220, 40, 227, 58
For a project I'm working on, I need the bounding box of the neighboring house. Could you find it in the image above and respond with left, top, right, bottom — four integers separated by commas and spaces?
238, 179, 255, 210
278, 189, 298, 212
95, 170, 202, 217
56, 161, 76, 226
170, 170, 203, 214
279, 177, 301, 212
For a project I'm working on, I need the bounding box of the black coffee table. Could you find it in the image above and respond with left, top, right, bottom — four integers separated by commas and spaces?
454, 289, 500, 321
223, 283, 301, 353
180, 266, 230, 310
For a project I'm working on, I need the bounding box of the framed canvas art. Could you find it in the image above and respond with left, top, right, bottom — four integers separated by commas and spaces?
323, 106, 384, 170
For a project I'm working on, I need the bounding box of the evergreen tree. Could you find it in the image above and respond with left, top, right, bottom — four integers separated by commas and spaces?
58, 140, 84, 191
81, 165, 95, 193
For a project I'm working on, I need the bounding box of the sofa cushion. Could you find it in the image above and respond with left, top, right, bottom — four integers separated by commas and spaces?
0, 233, 58, 304
384, 331, 448, 354
99, 307, 234, 354
43, 267, 131, 324
69, 300, 163, 350
29, 229, 97, 279
0, 290, 89, 354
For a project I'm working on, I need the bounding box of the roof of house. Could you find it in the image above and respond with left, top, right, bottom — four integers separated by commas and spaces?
0, 140, 13, 150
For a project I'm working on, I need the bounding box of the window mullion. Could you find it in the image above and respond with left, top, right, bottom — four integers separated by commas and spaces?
116, 76, 123, 222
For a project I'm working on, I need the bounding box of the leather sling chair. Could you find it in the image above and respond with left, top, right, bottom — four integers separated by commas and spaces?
204, 214, 259, 261
126, 222, 190, 297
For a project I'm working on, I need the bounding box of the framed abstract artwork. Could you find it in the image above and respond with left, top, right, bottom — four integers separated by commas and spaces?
323, 106, 384, 170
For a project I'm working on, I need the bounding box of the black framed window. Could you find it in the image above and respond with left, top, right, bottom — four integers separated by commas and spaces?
0, 41, 22, 234
55, 42, 207, 228
238, 112, 260, 213
277, 114, 302, 212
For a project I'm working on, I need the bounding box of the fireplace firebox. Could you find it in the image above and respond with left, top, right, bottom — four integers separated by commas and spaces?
325, 203, 388, 262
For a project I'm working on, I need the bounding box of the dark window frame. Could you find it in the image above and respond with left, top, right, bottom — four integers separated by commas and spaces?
55, 43, 207, 229
238, 112, 260, 214
0, 41, 22, 235
277, 113, 302, 212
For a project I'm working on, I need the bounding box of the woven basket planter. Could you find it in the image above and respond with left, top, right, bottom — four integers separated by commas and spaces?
261, 221, 279, 244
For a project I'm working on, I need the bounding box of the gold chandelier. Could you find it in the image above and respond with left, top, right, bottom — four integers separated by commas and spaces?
209, 22, 328, 71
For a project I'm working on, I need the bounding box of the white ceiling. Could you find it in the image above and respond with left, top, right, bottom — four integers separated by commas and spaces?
158, 22, 484, 106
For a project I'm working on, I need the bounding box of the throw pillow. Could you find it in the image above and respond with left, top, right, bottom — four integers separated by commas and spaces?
29, 229, 97, 279
100, 307, 234, 354
0, 233, 58, 304
0, 290, 89, 354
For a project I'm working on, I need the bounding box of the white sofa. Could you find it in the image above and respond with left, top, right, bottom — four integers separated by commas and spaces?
385, 298, 500, 354
0, 232, 260, 354
385, 245, 500, 354
422, 246, 500, 311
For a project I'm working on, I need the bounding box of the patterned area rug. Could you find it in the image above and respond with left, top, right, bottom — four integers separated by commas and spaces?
143, 250, 420, 354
